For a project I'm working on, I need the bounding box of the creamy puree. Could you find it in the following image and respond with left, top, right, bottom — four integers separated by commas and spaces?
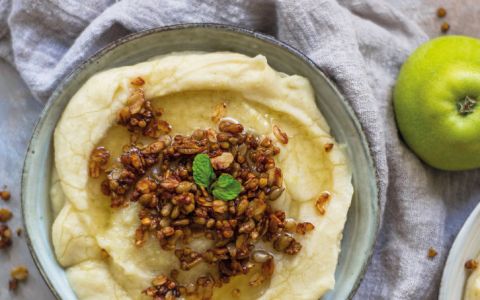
51, 52, 353, 300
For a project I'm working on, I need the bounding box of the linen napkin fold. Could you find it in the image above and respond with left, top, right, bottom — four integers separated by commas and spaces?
3, 1, 478, 299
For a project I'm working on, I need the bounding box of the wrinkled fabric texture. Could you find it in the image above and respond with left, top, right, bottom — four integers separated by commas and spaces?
2, 0, 478, 299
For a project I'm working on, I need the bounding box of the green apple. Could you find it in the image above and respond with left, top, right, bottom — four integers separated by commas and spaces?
394, 35, 480, 170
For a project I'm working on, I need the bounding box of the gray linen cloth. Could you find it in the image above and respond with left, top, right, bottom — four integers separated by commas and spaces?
2, 0, 477, 299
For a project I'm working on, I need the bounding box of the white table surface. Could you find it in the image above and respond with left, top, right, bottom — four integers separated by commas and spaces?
0, 1, 478, 299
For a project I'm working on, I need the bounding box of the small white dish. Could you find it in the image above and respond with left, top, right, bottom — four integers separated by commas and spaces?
439, 202, 480, 300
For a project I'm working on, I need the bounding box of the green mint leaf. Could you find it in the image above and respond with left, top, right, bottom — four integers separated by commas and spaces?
193, 154, 215, 188
212, 174, 242, 201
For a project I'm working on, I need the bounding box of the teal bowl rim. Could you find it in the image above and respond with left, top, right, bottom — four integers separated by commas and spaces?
21, 23, 380, 300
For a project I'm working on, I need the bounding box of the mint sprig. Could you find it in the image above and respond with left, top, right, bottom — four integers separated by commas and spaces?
211, 174, 242, 201
192, 154, 241, 201
193, 154, 216, 188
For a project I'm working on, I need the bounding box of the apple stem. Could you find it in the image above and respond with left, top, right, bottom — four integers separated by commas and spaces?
457, 96, 477, 115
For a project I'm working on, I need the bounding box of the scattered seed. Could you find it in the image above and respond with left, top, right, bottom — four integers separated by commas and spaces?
252, 250, 273, 263
128, 92, 145, 114
427, 247, 438, 258
8, 278, 18, 291
0, 189, 11, 201
152, 275, 167, 287
436, 7, 447, 18
176, 181, 193, 194
273, 234, 294, 252
284, 218, 297, 232
162, 227, 175, 237
466, 259, 478, 270
212, 102, 227, 123
161, 203, 173, 217
131, 76, 145, 86
157, 120, 172, 134
324, 143, 334, 152
296, 222, 315, 235
268, 187, 284, 201
210, 152, 234, 170
248, 273, 265, 287
272, 125, 288, 144
11, 266, 28, 281
259, 177, 268, 188
161, 177, 180, 190
232, 288, 241, 298
0, 225, 12, 249
315, 191, 331, 215
441, 22, 450, 33
100, 249, 110, 259
219, 120, 244, 134
261, 258, 275, 276
0, 208, 12, 222
171, 219, 190, 227
141, 217, 152, 226
212, 200, 228, 214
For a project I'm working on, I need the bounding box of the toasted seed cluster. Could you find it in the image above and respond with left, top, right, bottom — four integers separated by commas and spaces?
91, 81, 316, 299
117, 86, 171, 139
143, 274, 181, 300
0, 187, 14, 253
0, 185, 28, 291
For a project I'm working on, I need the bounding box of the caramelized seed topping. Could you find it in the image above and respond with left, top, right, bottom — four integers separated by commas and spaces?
90, 86, 317, 299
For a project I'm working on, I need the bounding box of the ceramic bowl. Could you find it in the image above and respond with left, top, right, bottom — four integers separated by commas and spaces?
22, 24, 379, 300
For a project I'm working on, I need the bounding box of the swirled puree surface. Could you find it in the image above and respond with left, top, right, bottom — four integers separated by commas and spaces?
51, 52, 353, 300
